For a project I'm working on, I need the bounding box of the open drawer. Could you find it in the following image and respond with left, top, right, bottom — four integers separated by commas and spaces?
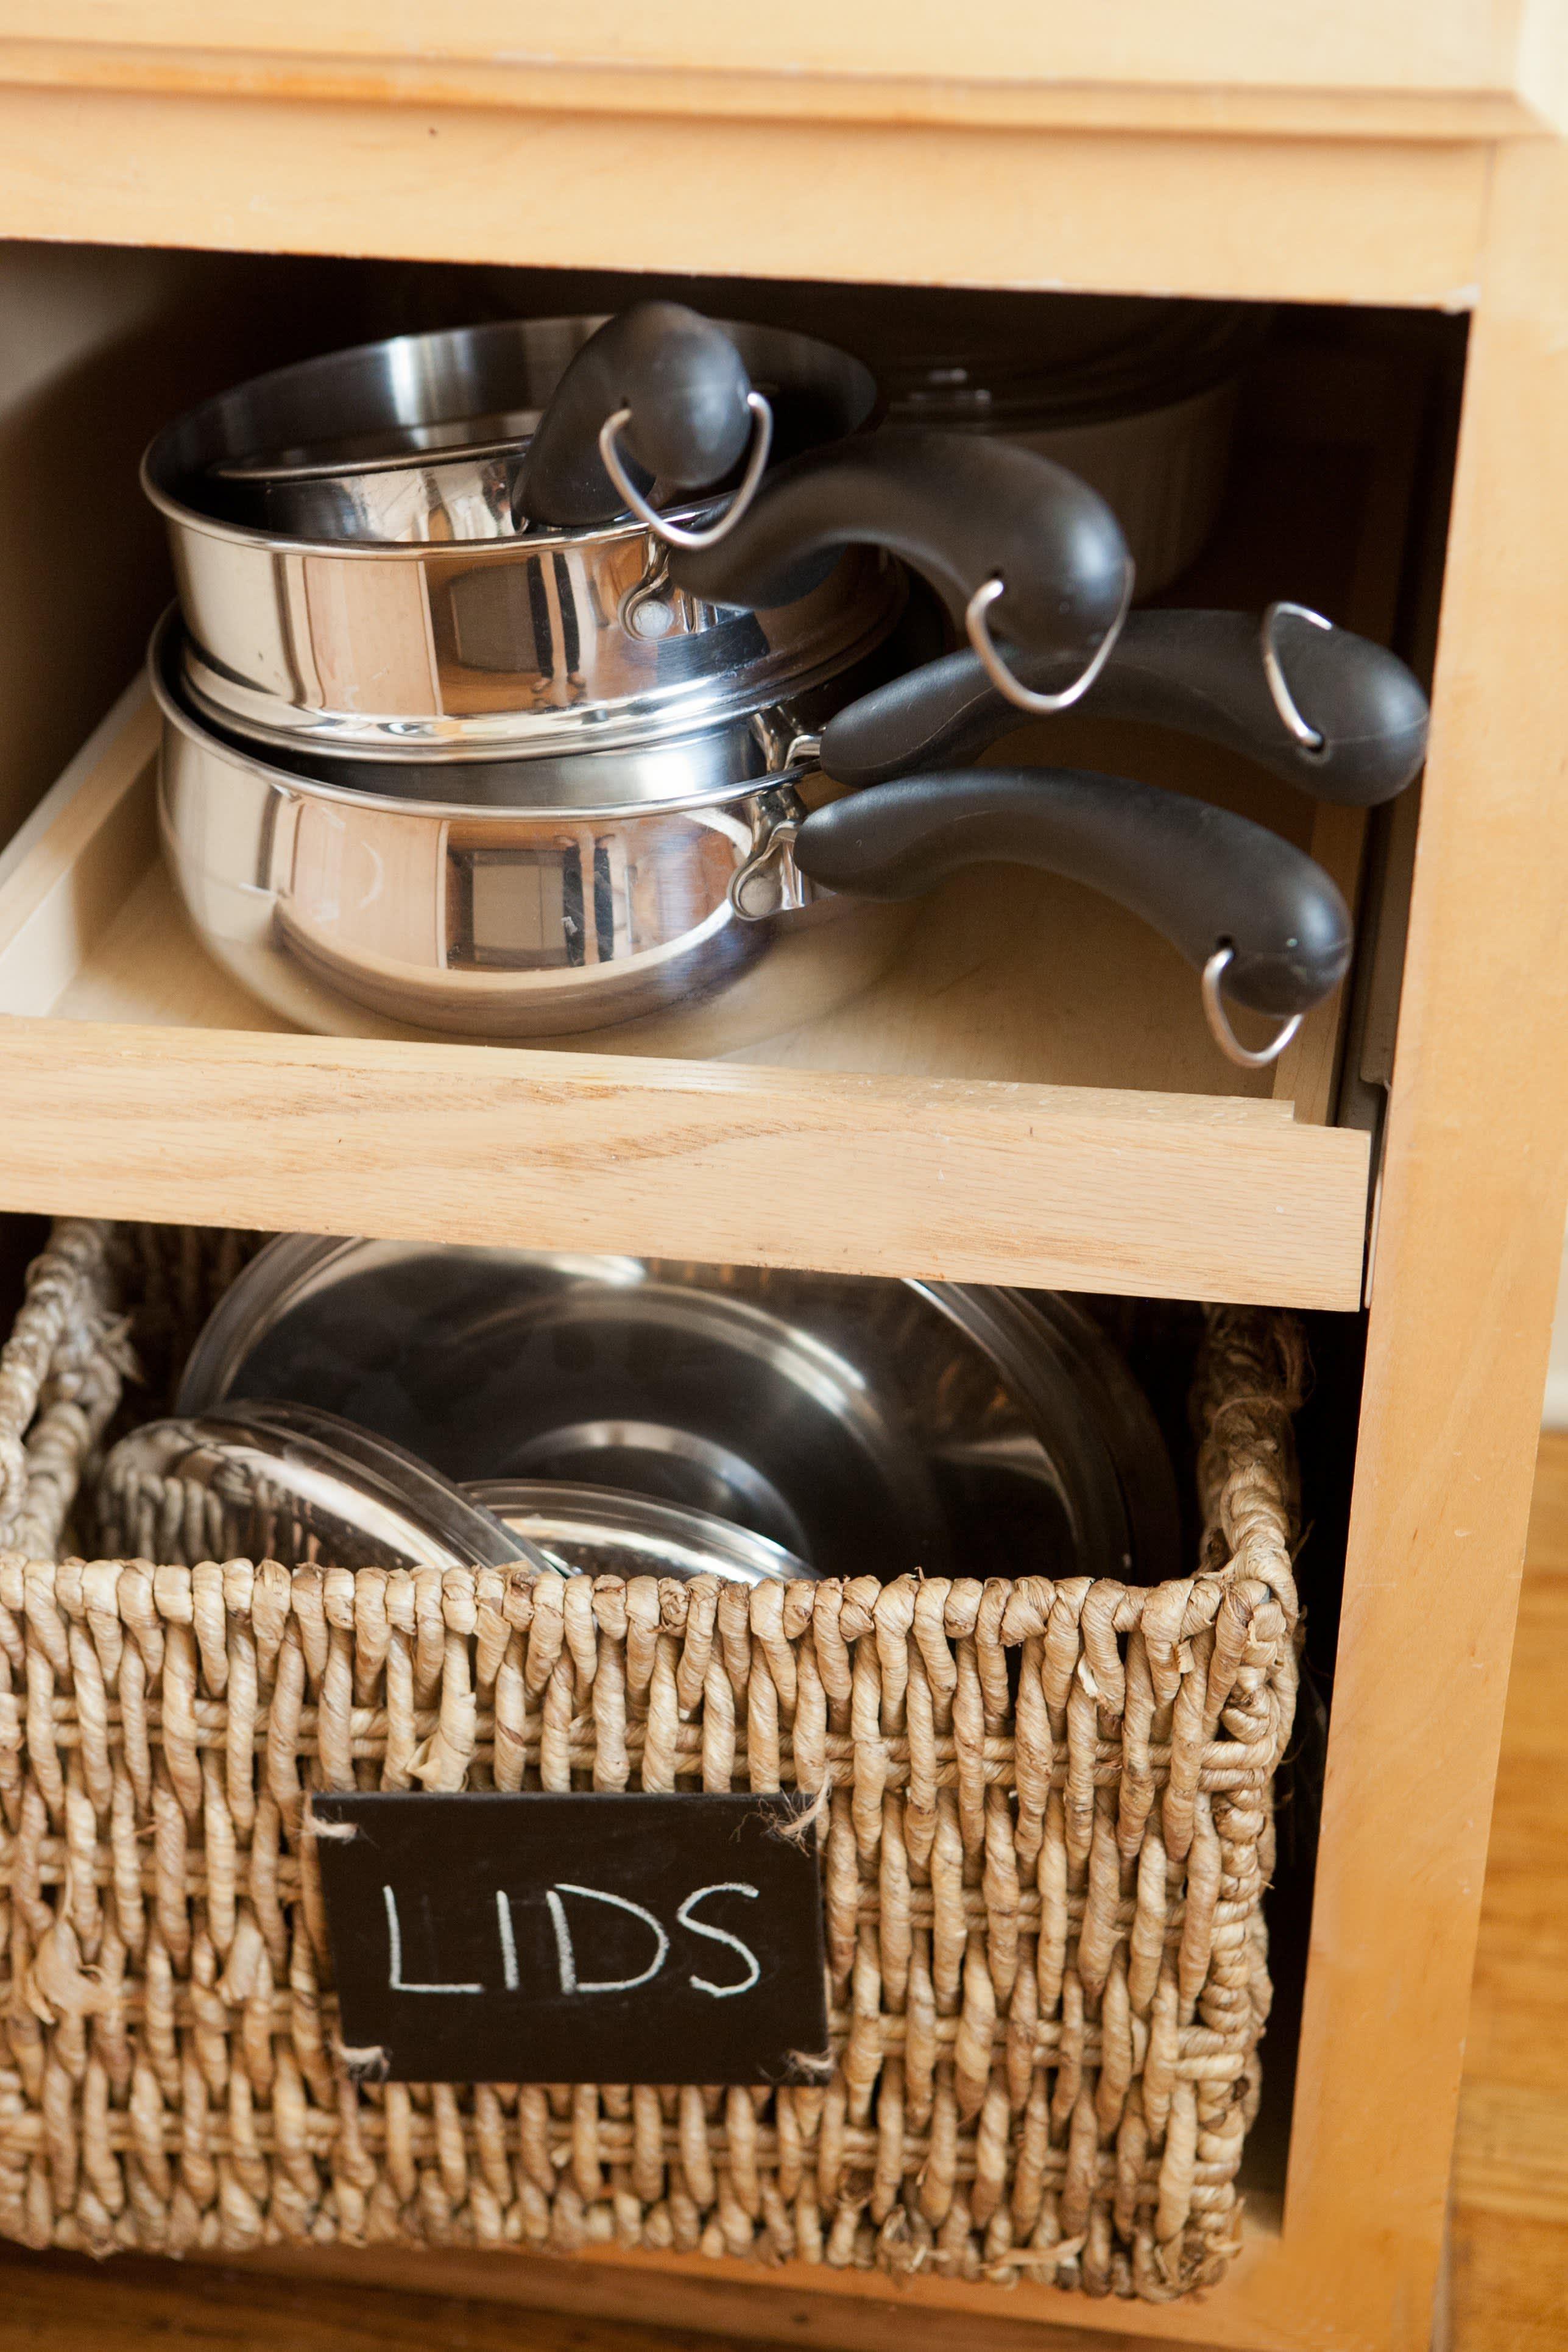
0, 676, 1368, 1308
0, 293, 1439, 1313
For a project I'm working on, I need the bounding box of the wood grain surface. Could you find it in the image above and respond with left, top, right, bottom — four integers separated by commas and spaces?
0, 1011, 1369, 1306
1449, 1435, 1568, 2351
0, 83, 1493, 308
1251, 133, 1568, 2352
0, 2240, 1212, 2352
0, 1, 1542, 106
1, 2, 1563, 137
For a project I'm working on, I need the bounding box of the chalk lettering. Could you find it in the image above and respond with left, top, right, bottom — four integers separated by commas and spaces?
496, 1889, 519, 1991
319, 1792, 827, 2082
677, 1882, 762, 1999
546, 1883, 669, 1996
383, 1885, 482, 1994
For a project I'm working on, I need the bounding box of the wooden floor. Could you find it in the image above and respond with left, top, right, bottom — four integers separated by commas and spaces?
2, 1439, 1567, 2352
1448, 1433, 1568, 2352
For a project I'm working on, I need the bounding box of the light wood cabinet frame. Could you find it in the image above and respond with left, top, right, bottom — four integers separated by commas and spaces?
0, 24, 1564, 2352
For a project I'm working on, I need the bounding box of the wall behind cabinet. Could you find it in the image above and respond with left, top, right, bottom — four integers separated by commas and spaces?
0, 241, 387, 847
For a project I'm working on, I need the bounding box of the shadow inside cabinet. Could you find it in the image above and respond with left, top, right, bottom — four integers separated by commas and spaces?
1035, 1291, 1362, 2216
1240, 1304, 1368, 2206
0, 1212, 46, 1347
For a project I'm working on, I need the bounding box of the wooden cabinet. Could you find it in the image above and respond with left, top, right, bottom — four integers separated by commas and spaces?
1, 15, 1566, 2351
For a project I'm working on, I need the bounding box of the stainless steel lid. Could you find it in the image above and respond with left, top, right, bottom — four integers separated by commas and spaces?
465, 1480, 816, 1584
96, 1400, 561, 1576
176, 1238, 1181, 1584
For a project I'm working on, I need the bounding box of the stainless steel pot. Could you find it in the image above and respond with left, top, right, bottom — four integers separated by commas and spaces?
151, 607, 920, 1050
153, 604, 1355, 1058
191, 314, 606, 543
174, 1236, 1185, 1586
209, 402, 553, 546
878, 300, 1261, 595
144, 316, 891, 763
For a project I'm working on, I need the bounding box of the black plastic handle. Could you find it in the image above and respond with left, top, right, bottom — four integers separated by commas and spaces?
819, 606, 1429, 806
669, 427, 1130, 665
515, 302, 755, 529
794, 769, 1352, 1017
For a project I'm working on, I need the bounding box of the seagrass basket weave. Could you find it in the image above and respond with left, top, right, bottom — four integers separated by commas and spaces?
0, 1218, 1306, 2301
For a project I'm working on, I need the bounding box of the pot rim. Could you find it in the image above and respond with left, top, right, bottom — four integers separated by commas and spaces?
141, 309, 880, 559
150, 607, 819, 822
140, 451, 725, 560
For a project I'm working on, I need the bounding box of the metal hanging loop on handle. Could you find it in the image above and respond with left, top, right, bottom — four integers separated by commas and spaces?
599, 391, 774, 551
963, 557, 1134, 718
1261, 601, 1332, 757
1201, 945, 1305, 1070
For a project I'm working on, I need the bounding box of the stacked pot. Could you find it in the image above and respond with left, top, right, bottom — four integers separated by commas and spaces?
143, 302, 1430, 1064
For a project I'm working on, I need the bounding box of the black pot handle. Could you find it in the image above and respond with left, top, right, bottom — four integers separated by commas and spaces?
819, 604, 1429, 807
515, 302, 761, 531
669, 427, 1132, 675
793, 768, 1351, 1051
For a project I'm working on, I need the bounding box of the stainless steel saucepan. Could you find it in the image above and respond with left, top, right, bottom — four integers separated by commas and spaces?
143, 313, 892, 762
144, 320, 1132, 764
151, 604, 920, 1048
152, 608, 1351, 1058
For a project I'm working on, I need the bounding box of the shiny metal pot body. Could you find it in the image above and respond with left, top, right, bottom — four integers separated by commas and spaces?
153, 613, 910, 1050
143, 316, 886, 762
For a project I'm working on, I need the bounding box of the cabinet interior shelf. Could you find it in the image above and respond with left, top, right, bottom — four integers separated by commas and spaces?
0, 680, 1369, 1306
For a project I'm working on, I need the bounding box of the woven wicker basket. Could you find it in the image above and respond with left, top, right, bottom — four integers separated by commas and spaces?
0, 1218, 1305, 2301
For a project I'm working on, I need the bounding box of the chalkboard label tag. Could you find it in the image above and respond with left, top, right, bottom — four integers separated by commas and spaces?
312, 1789, 830, 2087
